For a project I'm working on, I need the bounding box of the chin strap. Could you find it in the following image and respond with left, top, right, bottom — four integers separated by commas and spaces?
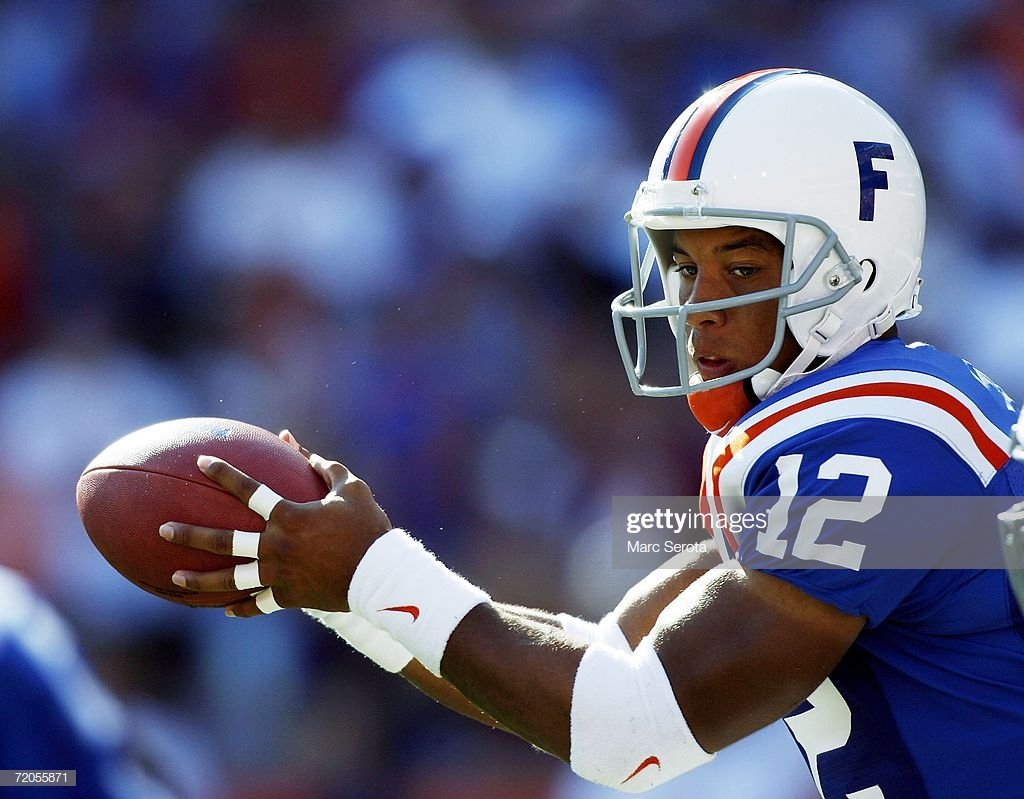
687, 381, 754, 435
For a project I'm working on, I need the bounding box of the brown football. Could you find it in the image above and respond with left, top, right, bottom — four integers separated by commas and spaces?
76, 417, 326, 607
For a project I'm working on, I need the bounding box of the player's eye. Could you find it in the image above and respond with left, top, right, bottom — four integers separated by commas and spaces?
730, 265, 758, 278
672, 263, 698, 278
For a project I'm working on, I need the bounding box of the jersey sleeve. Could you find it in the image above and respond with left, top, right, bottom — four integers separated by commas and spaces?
734, 417, 989, 626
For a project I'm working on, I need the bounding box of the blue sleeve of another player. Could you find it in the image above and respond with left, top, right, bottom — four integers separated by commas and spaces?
0, 644, 117, 795
736, 418, 986, 626
0, 568, 178, 799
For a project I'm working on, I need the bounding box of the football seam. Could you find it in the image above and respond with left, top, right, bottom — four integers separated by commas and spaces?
81, 463, 245, 499
81, 461, 314, 502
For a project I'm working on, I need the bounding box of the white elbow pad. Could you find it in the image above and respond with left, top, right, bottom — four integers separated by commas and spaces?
569, 638, 714, 793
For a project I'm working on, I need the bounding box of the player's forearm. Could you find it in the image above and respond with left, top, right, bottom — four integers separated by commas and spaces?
440, 603, 585, 761
397, 604, 597, 735
397, 604, 569, 734
390, 603, 601, 758
399, 659, 508, 729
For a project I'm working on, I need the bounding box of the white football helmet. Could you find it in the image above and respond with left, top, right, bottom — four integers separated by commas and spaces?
612, 69, 926, 399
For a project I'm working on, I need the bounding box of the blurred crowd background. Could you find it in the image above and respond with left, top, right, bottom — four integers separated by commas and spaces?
0, 0, 1022, 797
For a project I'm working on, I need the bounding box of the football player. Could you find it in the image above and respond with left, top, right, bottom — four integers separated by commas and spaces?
162, 70, 1024, 798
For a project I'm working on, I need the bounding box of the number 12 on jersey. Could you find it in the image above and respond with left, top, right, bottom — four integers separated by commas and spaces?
756, 453, 891, 570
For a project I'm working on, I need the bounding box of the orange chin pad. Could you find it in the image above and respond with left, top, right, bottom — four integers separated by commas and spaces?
687, 381, 754, 435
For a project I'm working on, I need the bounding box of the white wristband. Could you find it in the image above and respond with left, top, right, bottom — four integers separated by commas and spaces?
303, 609, 414, 673
348, 528, 490, 677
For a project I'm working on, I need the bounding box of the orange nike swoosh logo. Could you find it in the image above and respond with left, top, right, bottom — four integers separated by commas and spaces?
622, 755, 661, 784
380, 605, 420, 621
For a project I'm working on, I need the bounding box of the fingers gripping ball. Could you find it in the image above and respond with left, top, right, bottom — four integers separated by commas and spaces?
76, 418, 326, 607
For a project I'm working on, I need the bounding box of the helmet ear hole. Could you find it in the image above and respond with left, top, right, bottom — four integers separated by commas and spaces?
860, 259, 877, 291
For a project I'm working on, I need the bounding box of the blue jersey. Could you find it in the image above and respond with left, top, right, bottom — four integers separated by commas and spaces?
700, 338, 1024, 799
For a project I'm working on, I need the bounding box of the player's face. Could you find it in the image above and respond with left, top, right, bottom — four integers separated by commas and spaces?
671, 226, 801, 382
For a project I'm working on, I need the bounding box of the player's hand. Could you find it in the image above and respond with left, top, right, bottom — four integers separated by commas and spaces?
159, 434, 392, 617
